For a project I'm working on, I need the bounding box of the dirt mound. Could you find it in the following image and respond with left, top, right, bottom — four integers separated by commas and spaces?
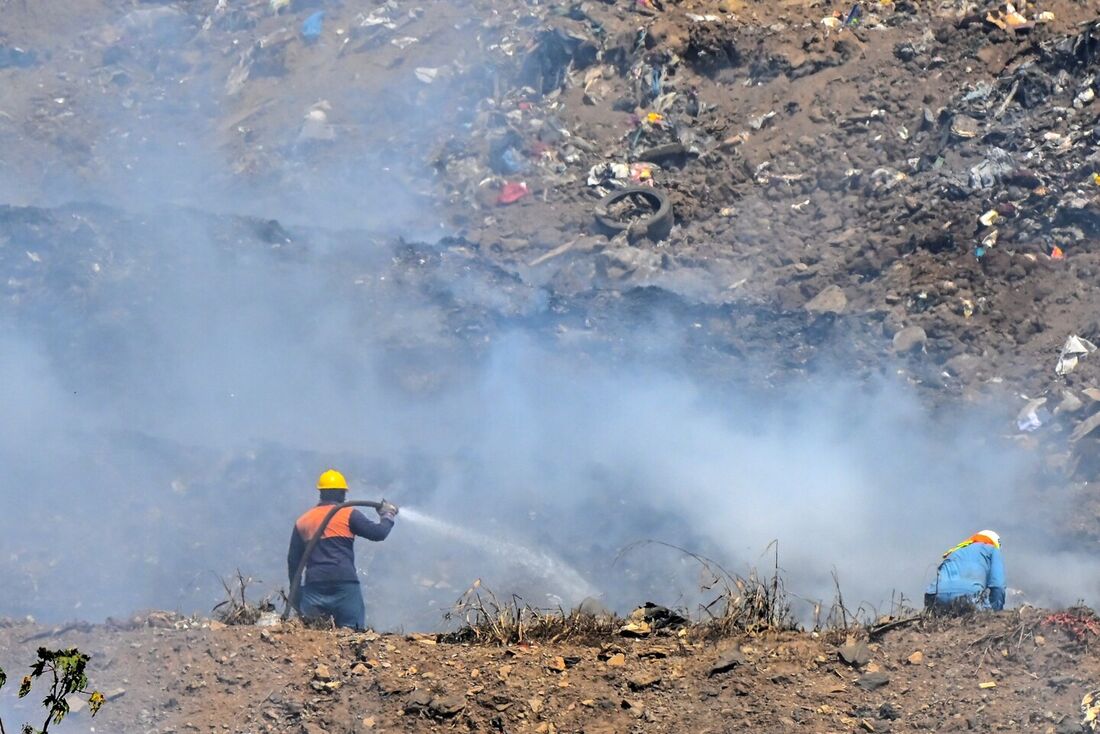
3, 609, 1100, 733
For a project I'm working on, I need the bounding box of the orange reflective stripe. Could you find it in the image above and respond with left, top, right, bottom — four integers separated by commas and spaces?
296, 506, 354, 540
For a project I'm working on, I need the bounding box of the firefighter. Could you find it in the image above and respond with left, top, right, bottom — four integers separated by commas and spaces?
287, 469, 398, 629
924, 530, 1005, 612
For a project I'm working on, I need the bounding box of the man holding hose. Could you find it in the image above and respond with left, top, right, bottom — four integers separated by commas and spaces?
287, 469, 399, 629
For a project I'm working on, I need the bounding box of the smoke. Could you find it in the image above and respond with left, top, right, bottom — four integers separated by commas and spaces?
1, 0, 1098, 633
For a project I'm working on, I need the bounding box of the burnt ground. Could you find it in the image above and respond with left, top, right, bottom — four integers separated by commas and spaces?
3, 609, 1100, 734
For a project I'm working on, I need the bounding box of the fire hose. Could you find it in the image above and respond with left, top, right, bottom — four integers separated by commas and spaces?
282, 500, 383, 621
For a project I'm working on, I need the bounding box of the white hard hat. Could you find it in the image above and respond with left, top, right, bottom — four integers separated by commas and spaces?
978, 530, 1001, 548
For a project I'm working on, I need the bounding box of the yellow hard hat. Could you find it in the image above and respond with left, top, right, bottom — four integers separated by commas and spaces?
316, 469, 348, 491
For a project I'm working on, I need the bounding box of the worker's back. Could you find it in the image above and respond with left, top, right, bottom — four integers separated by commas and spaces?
294, 504, 359, 584
927, 541, 1005, 610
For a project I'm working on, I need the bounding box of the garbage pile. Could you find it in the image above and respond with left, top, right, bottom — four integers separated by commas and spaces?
6, 0, 1100, 458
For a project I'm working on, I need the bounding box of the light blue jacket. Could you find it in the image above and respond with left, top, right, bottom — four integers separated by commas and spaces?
926, 542, 1005, 610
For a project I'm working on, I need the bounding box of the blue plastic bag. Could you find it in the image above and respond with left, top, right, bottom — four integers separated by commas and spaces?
302, 11, 324, 41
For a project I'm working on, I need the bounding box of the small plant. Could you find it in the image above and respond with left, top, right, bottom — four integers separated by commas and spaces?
443, 580, 620, 645
618, 540, 796, 639
0, 647, 105, 734
212, 569, 278, 626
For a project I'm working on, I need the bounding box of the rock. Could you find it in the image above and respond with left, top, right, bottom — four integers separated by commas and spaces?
804, 285, 847, 315
607, 653, 627, 667
529, 697, 544, 714
892, 326, 927, 353
350, 663, 369, 675
857, 672, 890, 691
878, 702, 900, 720
838, 640, 871, 667
404, 689, 433, 714
312, 664, 333, 682
619, 620, 652, 637
547, 656, 567, 672
708, 648, 746, 677
945, 353, 984, 381
907, 651, 924, 665
950, 114, 980, 139
1056, 390, 1084, 415
300, 723, 326, 734
429, 694, 466, 718
627, 671, 661, 691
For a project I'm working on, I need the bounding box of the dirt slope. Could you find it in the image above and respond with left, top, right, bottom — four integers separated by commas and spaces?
3, 610, 1100, 734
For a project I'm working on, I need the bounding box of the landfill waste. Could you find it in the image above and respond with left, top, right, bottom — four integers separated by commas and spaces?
1083, 689, 1100, 732
497, 181, 529, 205
594, 187, 673, 240
301, 11, 324, 42
1056, 335, 1098, 376
1017, 397, 1051, 433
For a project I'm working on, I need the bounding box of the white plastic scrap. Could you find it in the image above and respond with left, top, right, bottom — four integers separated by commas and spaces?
1056, 335, 1098, 376
1017, 397, 1048, 432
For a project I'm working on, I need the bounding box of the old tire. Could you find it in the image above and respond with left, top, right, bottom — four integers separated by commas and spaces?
594, 187, 673, 241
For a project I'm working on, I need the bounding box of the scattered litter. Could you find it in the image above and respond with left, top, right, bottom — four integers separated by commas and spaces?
1016, 397, 1050, 432
587, 162, 657, 188
749, 111, 776, 131
979, 210, 1000, 227
1056, 335, 1098, 376
594, 187, 673, 240
1083, 689, 1100, 732
979, 681, 997, 689
391, 36, 419, 49
415, 67, 439, 84
497, 181, 529, 205
301, 11, 324, 41
985, 3, 1029, 31
843, 4, 863, 28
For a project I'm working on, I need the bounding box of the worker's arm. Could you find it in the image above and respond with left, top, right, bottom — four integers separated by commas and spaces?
987, 548, 1006, 611
287, 527, 305, 588
349, 509, 394, 542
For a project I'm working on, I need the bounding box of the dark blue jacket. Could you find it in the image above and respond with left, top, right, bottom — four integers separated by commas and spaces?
287, 499, 393, 586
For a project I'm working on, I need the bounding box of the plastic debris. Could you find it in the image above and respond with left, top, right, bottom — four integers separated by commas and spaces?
1056, 335, 1098, 376
1017, 398, 1050, 432
979, 681, 997, 690
1083, 689, 1100, 732
979, 210, 1000, 227
844, 3, 863, 27
497, 181, 529, 205
587, 162, 657, 188
415, 67, 439, 84
1052, 245, 1065, 260
301, 11, 324, 41
986, 3, 1029, 31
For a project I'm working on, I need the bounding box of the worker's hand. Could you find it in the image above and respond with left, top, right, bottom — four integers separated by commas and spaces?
377, 500, 399, 522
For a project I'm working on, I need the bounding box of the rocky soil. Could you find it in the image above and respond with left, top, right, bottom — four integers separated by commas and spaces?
3, 609, 1100, 734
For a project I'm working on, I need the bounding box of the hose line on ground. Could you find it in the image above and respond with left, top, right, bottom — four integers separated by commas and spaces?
282, 500, 383, 621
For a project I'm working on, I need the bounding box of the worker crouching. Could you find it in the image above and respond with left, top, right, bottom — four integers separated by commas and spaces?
924, 530, 1005, 612
287, 469, 398, 630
